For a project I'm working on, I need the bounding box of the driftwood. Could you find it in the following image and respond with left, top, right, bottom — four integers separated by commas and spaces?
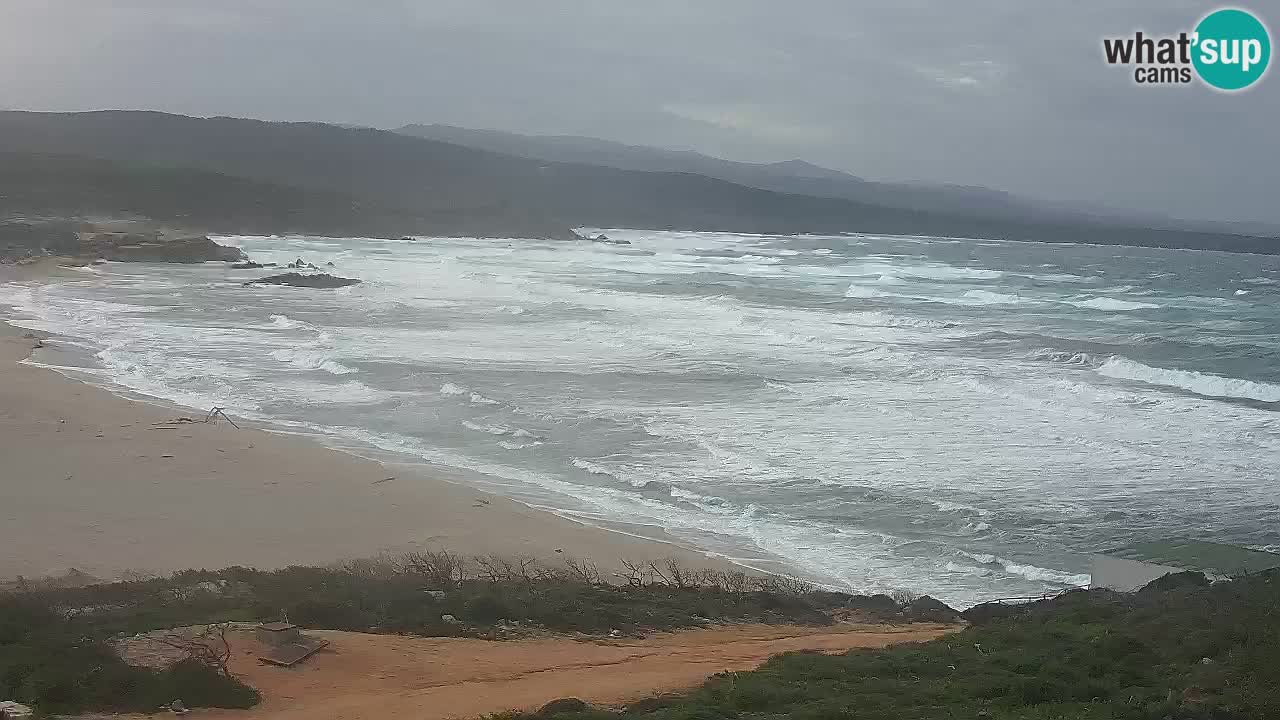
151, 407, 239, 430
205, 407, 240, 429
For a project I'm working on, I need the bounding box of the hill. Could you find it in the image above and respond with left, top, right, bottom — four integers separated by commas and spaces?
396, 123, 1039, 217
0, 151, 568, 240
398, 123, 1265, 234
0, 111, 1275, 253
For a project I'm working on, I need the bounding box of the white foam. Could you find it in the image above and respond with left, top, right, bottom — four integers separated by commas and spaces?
958, 551, 1088, 587
933, 500, 992, 516
1098, 357, 1280, 402
1070, 297, 1160, 311
269, 314, 302, 329
498, 440, 543, 450
1002, 562, 1090, 587
570, 457, 618, 478
270, 348, 356, 375
844, 284, 886, 299
439, 382, 468, 396
960, 290, 1027, 305
851, 261, 1002, 281
461, 420, 513, 435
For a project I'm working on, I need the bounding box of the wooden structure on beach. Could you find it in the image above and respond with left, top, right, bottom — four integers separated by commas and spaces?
256, 622, 329, 668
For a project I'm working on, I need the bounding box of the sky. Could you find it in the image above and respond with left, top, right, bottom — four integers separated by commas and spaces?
1, 1, 1277, 224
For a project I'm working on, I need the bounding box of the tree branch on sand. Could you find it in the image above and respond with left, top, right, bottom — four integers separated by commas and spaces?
153, 623, 234, 677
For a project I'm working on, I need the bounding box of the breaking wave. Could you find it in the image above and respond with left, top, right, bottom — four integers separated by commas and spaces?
957, 551, 1090, 587
270, 348, 356, 375
1070, 297, 1160, 311
1098, 357, 1280, 402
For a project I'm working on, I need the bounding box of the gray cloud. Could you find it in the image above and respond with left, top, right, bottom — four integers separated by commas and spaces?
1, 0, 1277, 223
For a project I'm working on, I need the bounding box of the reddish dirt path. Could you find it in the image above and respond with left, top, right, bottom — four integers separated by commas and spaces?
212, 623, 956, 720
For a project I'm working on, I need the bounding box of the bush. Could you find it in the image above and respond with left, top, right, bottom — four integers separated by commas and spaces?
503, 570, 1280, 720
0, 599, 258, 715
3, 552, 896, 715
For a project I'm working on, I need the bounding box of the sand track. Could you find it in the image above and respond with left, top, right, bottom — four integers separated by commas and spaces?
213, 623, 956, 720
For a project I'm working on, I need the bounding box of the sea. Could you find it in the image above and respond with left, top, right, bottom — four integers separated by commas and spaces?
2, 229, 1278, 608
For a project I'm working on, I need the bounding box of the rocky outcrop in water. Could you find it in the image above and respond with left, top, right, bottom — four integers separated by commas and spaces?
77, 231, 245, 263
244, 272, 361, 288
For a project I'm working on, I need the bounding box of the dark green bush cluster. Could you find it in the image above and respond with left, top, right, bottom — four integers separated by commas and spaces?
6, 553, 888, 641
505, 571, 1280, 720
0, 598, 258, 716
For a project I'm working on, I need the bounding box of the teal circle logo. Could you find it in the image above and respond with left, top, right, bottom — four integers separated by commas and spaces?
1193, 8, 1271, 90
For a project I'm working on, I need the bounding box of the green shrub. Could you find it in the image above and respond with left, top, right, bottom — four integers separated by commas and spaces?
0, 599, 258, 715
501, 570, 1280, 720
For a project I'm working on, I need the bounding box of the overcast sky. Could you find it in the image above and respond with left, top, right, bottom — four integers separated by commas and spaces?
1, 1, 1277, 224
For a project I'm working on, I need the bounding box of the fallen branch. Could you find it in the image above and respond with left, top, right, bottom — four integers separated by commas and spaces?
205, 407, 240, 429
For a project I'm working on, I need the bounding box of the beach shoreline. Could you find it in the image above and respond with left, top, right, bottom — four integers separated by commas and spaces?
0, 262, 756, 584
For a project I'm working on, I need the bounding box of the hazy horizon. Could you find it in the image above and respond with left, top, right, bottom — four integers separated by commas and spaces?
2, 1, 1277, 225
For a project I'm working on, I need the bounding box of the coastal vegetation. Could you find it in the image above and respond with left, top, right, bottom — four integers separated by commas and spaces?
0, 553, 920, 715
5, 553, 1277, 718
509, 570, 1280, 720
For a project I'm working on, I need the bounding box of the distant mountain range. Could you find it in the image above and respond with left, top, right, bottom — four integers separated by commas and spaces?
397, 124, 1280, 237
0, 110, 1274, 254
397, 123, 1064, 221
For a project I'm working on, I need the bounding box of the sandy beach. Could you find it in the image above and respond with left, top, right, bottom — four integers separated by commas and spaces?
0, 264, 735, 583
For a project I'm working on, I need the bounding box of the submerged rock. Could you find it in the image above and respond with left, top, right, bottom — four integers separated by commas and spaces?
231, 260, 277, 269
244, 273, 361, 288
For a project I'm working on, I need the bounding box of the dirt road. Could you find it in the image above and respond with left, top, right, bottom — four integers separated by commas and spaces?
215, 623, 956, 720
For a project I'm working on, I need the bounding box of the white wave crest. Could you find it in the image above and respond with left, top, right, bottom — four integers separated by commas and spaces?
461, 420, 512, 435
1003, 562, 1090, 586
957, 551, 1088, 587
1098, 357, 1280, 402
269, 314, 302, 329
498, 440, 543, 450
852, 262, 1001, 281
1070, 297, 1160, 311
269, 348, 356, 375
570, 457, 618, 478
1026, 348, 1101, 367
844, 284, 886, 298
960, 290, 1027, 305
933, 500, 992, 516
440, 383, 497, 404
